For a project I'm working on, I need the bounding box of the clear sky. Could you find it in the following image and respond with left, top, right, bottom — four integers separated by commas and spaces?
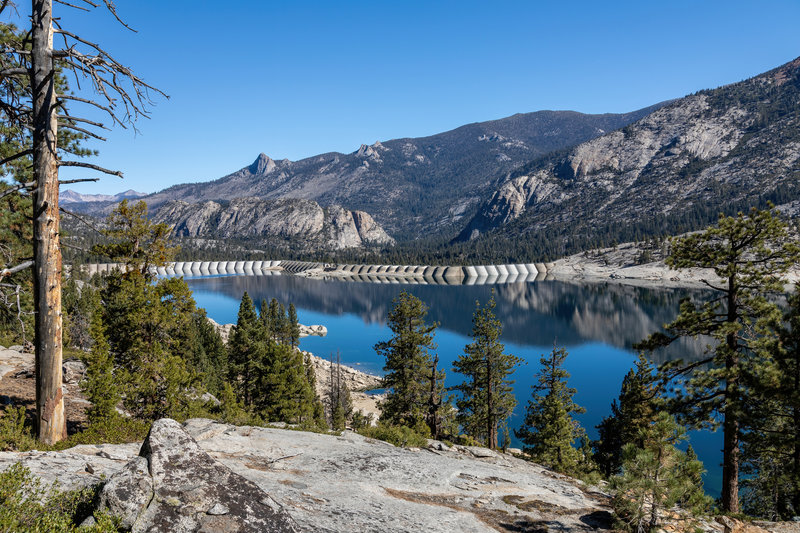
12, 0, 800, 194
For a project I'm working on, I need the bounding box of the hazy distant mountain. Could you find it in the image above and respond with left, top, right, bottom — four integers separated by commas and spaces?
60, 189, 146, 204
458, 56, 800, 256
135, 106, 665, 239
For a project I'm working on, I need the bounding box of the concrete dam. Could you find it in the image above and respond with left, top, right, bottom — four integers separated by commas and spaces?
78, 260, 555, 285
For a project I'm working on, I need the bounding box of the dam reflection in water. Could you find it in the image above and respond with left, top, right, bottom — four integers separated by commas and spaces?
185, 273, 720, 495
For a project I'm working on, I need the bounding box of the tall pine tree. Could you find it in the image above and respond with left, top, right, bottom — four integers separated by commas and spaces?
594, 354, 662, 477
375, 290, 440, 434
453, 293, 522, 449
516, 346, 586, 474
636, 206, 800, 512
228, 292, 261, 406
514, 347, 586, 474
741, 290, 800, 519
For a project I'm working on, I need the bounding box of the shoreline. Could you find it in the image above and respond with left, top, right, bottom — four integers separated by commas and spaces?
75, 248, 800, 290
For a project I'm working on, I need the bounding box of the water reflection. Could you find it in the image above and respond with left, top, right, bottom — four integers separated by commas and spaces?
186, 274, 710, 361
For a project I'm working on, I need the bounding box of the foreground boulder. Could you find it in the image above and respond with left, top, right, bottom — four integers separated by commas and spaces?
96, 418, 298, 532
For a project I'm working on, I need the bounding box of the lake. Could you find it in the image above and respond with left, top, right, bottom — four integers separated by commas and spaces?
184, 272, 722, 496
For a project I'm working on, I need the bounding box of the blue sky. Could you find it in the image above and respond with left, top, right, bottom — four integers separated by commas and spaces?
13, 0, 799, 194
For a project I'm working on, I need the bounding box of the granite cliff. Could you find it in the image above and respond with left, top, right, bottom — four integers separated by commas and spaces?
153, 197, 394, 251
460, 56, 800, 249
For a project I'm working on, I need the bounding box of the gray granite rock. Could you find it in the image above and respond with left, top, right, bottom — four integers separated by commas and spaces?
97, 418, 299, 533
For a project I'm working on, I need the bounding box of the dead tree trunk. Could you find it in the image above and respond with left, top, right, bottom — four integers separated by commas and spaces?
31, 0, 66, 444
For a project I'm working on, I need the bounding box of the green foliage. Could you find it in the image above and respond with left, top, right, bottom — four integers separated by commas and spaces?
57, 417, 150, 449
228, 292, 260, 405
83, 312, 119, 425
350, 410, 374, 432
101, 272, 204, 421
358, 423, 429, 448
375, 291, 444, 435
0, 405, 36, 451
594, 354, 662, 477
741, 289, 800, 520
453, 292, 522, 449
91, 199, 176, 276
0, 462, 119, 532
515, 346, 586, 475
610, 413, 711, 533
288, 303, 300, 348
636, 206, 800, 512
226, 293, 324, 426
62, 277, 101, 351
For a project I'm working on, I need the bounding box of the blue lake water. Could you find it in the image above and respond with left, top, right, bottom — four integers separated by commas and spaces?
184, 273, 722, 496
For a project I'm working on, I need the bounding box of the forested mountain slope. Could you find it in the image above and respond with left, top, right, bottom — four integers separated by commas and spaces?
459, 56, 800, 256
126, 106, 664, 239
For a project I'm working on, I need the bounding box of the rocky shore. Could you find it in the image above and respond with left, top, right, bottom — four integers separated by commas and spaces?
76, 238, 800, 292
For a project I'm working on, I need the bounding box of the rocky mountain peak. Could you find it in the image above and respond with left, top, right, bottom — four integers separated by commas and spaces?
249, 153, 277, 175
354, 142, 385, 162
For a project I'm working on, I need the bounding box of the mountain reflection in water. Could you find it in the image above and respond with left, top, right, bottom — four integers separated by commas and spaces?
186, 274, 709, 362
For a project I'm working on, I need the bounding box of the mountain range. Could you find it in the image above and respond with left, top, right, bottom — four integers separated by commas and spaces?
71, 55, 800, 257
78, 106, 665, 240
60, 189, 146, 204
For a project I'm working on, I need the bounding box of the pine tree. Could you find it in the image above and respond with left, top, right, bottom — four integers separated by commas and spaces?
304, 352, 327, 428
83, 312, 119, 425
192, 310, 228, 395
228, 292, 260, 406
594, 354, 662, 477
259, 298, 273, 340
636, 206, 800, 513
610, 413, 711, 533
741, 290, 800, 519
288, 303, 301, 348
515, 346, 586, 474
328, 351, 353, 430
277, 302, 288, 345
426, 354, 447, 440
267, 298, 280, 342
375, 290, 439, 434
101, 271, 201, 421
92, 199, 176, 277
453, 293, 522, 448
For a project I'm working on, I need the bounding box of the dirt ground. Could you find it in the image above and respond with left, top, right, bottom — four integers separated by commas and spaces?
0, 370, 90, 435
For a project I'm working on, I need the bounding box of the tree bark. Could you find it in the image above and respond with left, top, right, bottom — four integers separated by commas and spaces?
721, 278, 739, 513
31, 0, 66, 444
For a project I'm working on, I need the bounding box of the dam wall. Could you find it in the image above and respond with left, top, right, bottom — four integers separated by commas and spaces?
77, 260, 552, 286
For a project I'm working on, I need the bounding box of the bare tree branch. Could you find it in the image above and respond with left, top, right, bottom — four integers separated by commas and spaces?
0, 181, 36, 200
0, 148, 33, 166
57, 93, 118, 120
57, 160, 123, 177
59, 205, 103, 233
59, 241, 90, 252
57, 122, 108, 140
0, 67, 28, 77
1, 260, 34, 278
53, 0, 90, 11
58, 177, 99, 184
59, 114, 108, 129
100, 0, 136, 32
